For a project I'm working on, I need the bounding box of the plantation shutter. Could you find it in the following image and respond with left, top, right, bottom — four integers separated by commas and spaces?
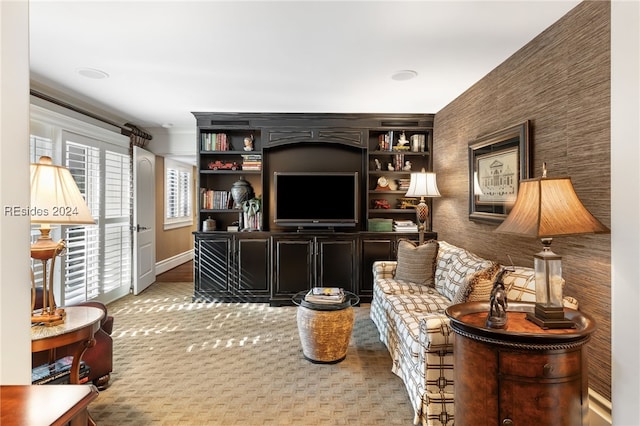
64, 141, 101, 304
166, 167, 179, 219
179, 169, 191, 217
164, 158, 193, 229
103, 151, 132, 294
61, 131, 131, 305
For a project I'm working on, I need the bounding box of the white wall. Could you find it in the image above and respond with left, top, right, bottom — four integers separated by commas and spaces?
147, 126, 197, 166
611, 1, 640, 424
0, 0, 32, 384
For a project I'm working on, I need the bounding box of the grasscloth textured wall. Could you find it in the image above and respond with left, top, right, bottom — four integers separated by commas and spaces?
433, 1, 611, 400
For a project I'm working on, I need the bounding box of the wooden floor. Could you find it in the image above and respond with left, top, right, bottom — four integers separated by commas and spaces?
155, 260, 193, 282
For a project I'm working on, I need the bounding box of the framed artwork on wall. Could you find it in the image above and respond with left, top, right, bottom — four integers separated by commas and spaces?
468, 120, 531, 223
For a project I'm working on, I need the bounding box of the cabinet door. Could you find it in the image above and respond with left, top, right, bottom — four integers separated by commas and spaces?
272, 238, 313, 298
195, 237, 232, 300
360, 238, 394, 296
315, 237, 357, 292
235, 236, 270, 296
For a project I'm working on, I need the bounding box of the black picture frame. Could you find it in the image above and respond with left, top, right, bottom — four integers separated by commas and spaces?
468, 120, 531, 223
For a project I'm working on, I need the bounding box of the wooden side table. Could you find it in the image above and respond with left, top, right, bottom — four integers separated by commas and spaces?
1, 385, 98, 426
31, 306, 104, 384
445, 302, 596, 426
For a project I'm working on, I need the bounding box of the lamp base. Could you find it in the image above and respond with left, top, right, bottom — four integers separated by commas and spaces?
31, 308, 66, 326
526, 304, 576, 329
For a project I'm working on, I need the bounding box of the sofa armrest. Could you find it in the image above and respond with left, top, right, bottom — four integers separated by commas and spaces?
419, 313, 454, 352
373, 261, 397, 281
419, 313, 456, 395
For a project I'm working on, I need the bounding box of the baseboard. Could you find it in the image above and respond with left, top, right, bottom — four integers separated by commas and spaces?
155, 250, 193, 275
589, 388, 612, 426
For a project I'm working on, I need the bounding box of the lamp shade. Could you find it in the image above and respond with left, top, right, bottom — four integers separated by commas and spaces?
495, 176, 609, 238
405, 171, 441, 198
30, 156, 95, 225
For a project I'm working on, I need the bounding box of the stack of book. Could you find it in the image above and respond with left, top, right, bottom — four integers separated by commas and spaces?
241, 154, 262, 171
397, 178, 411, 192
32, 356, 90, 385
394, 220, 418, 232
304, 287, 346, 304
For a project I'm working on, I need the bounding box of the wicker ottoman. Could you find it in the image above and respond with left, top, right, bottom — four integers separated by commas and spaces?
293, 291, 359, 364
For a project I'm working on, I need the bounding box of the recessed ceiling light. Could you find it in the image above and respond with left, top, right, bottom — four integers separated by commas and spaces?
391, 70, 418, 81
77, 68, 109, 79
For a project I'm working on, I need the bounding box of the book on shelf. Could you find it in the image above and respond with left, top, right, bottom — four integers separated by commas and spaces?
201, 133, 230, 151
304, 287, 346, 304
200, 188, 234, 210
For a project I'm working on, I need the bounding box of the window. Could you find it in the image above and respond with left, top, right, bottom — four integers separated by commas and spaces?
30, 104, 131, 306
164, 158, 193, 229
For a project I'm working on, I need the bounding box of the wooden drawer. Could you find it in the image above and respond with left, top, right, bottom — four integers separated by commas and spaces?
500, 350, 581, 379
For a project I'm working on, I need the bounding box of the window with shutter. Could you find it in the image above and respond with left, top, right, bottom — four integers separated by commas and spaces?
28, 109, 131, 306
164, 158, 193, 229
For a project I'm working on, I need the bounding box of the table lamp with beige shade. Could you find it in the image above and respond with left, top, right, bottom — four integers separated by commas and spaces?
495, 164, 609, 329
30, 156, 95, 325
404, 169, 441, 245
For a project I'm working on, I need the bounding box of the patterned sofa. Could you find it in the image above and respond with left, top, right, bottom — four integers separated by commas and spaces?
370, 240, 578, 426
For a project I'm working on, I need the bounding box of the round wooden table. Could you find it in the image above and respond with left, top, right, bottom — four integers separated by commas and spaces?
446, 301, 596, 426
31, 306, 104, 384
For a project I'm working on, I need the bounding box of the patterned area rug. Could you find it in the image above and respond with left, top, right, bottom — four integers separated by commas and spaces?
90, 282, 414, 425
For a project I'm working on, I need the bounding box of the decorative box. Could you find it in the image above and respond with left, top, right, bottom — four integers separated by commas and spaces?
368, 218, 393, 232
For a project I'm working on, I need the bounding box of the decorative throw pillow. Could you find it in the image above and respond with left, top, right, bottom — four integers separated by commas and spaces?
440, 250, 493, 301
394, 239, 439, 287
434, 241, 463, 291
452, 262, 502, 304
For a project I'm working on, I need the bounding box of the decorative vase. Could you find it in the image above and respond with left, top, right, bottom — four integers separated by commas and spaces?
230, 177, 254, 209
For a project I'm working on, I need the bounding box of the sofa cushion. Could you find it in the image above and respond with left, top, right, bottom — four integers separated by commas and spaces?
439, 250, 493, 301
434, 241, 464, 291
376, 278, 441, 296
452, 262, 502, 304
394, 239, 439, 287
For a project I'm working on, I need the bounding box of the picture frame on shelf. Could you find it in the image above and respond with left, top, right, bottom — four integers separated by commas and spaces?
468, 120, 531, 223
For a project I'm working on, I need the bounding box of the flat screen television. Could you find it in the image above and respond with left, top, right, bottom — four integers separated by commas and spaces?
274, 172, 359, 228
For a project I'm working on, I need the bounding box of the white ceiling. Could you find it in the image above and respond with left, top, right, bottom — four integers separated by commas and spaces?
29, 1, 581, 131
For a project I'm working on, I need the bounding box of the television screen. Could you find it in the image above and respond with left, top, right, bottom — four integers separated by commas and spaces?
274, 172, 358, 228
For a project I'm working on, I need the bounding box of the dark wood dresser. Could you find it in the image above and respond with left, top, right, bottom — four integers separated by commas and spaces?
446, 301, 596, 426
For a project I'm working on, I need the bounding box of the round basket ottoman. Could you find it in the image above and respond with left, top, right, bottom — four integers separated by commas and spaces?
293, 291, 359, 364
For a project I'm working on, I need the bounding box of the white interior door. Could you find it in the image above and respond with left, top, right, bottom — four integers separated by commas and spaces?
133, 146, 156, 295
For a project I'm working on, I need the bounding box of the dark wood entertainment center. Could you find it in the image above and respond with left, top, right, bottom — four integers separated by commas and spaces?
192, 112, 437, 305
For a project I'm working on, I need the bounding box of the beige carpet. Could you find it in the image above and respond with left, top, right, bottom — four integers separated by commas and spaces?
89, 282, 415, 425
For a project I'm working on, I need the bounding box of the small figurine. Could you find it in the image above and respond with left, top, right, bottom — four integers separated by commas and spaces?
372, 199, 391, 209
387, 162, 394, 171
403, 160, 412, 171
243, 134, 254, 151
486, 268, 510, 329
397, 131, 408, 146
374, 158, 382, 171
